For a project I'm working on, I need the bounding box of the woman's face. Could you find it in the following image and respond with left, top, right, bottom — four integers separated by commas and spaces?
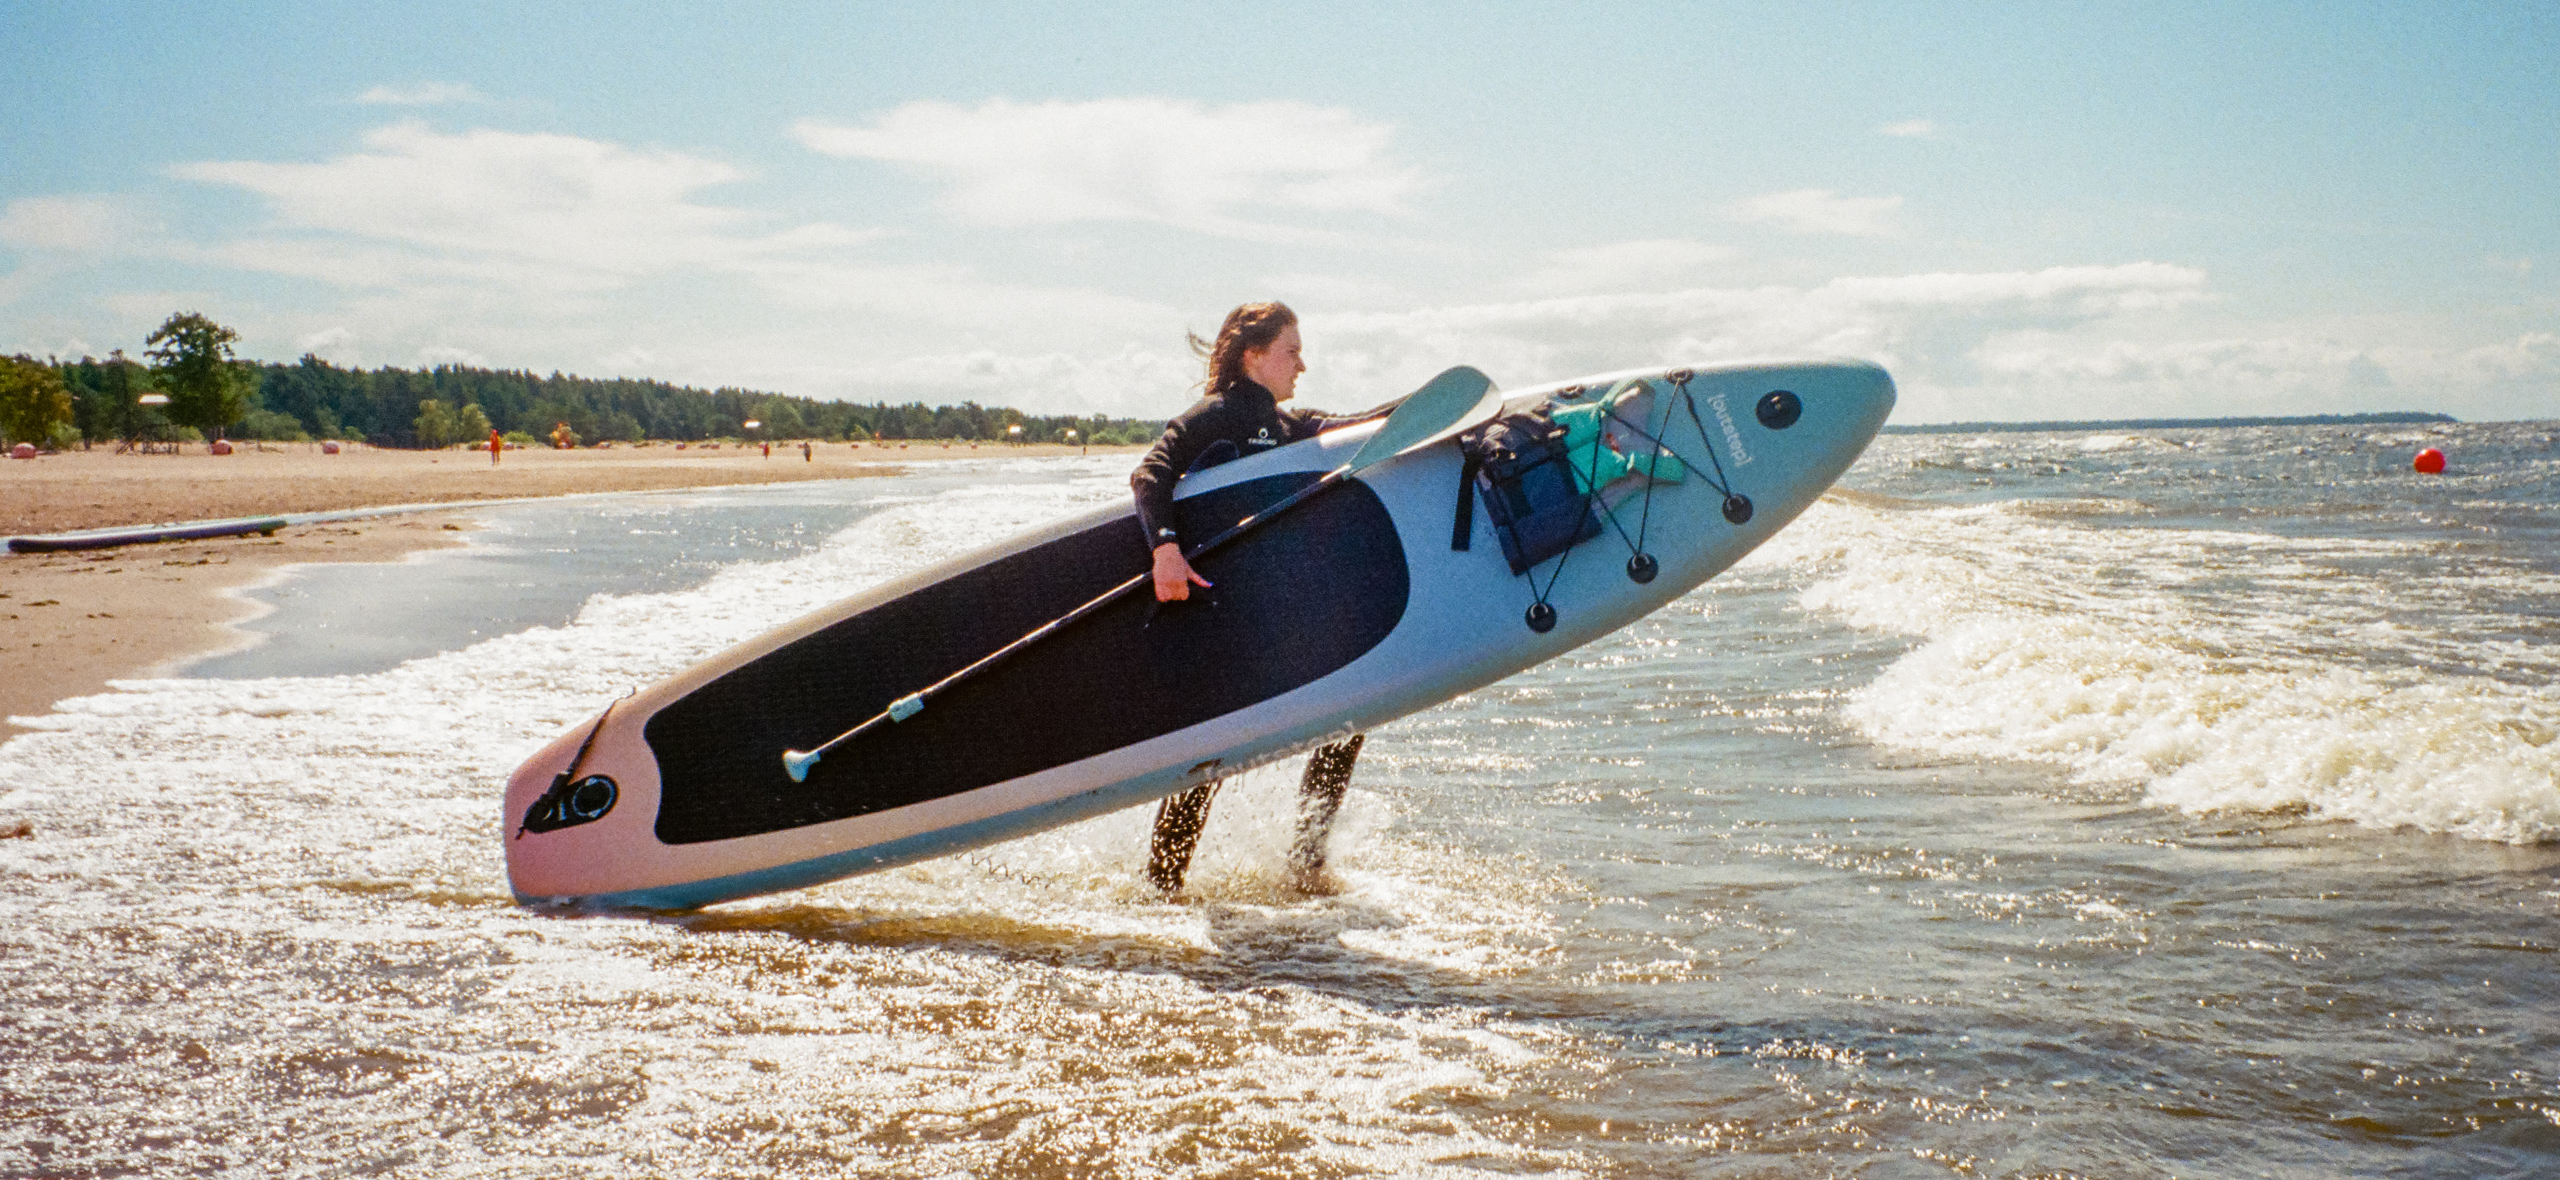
1242, 324, 1304, 401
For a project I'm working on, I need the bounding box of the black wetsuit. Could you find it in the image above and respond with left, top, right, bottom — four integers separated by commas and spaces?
1132, 377, 1385, 893
1130, 378, 1379, 550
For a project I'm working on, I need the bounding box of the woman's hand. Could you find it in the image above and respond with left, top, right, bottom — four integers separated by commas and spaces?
1152, 542, 1212, 602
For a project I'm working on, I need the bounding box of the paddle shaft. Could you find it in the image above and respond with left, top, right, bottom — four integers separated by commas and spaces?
781, 363, 1500, 782
786, 463, 1354, 778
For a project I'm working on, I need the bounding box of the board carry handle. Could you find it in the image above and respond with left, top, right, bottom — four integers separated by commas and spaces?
781, 366, 1503, 784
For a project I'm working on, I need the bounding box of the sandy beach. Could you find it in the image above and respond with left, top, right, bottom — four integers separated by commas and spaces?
0, 440, 1132, 734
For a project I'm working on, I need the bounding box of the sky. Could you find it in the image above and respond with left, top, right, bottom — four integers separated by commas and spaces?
3, 1, 2553, 423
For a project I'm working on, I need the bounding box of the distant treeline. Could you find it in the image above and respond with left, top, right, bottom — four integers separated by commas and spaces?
46, 353, 1166, 448
1882, 411, 2456, 435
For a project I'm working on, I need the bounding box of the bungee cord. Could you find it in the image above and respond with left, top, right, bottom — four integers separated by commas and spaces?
1511, 370, 1753, 630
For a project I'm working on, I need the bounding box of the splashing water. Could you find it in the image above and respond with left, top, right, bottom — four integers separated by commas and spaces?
6, 428, 2559, 1177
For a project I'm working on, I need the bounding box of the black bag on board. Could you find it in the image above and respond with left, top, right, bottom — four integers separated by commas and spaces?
1452, 409, 1600, 575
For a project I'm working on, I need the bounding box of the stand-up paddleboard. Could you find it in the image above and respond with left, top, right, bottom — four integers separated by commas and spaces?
8, 515, 286, 553
505, 359, 1895, 909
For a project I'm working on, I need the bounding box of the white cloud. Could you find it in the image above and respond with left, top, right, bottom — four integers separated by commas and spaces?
172, 122, 872, 287
77, 121, 1198, 413
2442, 331, 2558, 384
1822, 263, 2209, 313
1253, 271, 1416, 312
1724, 188, 1905, 237
1975, 333, 2340, 384
416, 344, 490, 368
1302, 263, 2214, 411
1972, 328, 2560, 391
1876, 119, 1940, 139
865, 345, 1201, 416
1510, 239, 1737, 295
1961, 324, 2560, 420
793, 98, 1423, 237
356, 82, 491, 106
0, 196, 134, 252
295, 326, 354, 359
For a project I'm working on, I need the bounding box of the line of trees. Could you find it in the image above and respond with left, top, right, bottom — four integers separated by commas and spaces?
7, 312, 1167, 450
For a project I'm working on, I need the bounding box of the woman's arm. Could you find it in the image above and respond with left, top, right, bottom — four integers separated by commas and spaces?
1130, 400, 1230, 550
1292, 400, 1395, 437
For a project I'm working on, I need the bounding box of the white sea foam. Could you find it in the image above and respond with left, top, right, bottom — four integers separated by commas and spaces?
1773, 496, 2560, 842
0, 469, 1587, 1175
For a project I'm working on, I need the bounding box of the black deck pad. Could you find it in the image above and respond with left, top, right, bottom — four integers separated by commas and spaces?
647, 473, 1410, 845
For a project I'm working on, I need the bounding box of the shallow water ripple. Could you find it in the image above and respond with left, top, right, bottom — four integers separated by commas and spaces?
4, 428, 2557, 1176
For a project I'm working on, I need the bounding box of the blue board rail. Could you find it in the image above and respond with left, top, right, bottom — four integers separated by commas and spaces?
7, 515, 288, 553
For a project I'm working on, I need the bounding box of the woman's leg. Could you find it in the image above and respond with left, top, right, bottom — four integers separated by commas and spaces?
1145, 781, 1221, 894
1288, 734, 1364, 887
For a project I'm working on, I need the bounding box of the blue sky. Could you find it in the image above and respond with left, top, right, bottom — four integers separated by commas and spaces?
4, 1, 2552, 422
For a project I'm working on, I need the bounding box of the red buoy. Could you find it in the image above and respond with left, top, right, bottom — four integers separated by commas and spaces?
2413, 447, 2446, 474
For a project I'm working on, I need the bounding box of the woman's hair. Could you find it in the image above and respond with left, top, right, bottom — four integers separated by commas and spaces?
1189, 301, 1297, 395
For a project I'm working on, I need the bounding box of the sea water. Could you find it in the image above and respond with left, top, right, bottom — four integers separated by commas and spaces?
2, 426, 2556, 1177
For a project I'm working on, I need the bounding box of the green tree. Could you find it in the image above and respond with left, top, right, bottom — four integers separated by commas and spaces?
453, 402, 493, 443
99, 350, 153, 445
233, 406, 309, 441
414, 399, 459, 448
145, 312, 250, 439
753, 396, 808, 439
0, 354, 74, 446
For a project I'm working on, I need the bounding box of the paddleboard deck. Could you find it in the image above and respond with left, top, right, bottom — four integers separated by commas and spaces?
8, 516, 287, 553
505, 359, 1895, 908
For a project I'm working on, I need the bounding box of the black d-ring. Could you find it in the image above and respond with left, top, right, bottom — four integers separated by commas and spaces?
1755, 390, 1802, 429
1722, 494, 1754, 525
1627, 553, 1658, 583
1526, 602, 1558, 632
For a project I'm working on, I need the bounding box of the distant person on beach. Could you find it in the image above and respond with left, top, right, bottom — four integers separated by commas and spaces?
1131, 301, 1386, 896
489, 428, 502, 466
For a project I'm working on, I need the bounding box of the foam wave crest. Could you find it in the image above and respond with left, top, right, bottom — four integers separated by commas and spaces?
1782, 496, 2560, 842
0, 475, 1587, 1175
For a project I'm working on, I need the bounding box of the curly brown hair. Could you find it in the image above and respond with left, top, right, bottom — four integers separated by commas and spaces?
1188, 301, 1297, 396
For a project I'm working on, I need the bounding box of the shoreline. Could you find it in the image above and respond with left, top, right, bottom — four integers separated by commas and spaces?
1, 517, 477, 737
1, 441, 1140, 737
2, 438, 1133, 536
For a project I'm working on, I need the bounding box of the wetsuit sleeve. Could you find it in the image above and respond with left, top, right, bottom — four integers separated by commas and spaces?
1284, 401, 1394, 440
1130, 400, 1229, 549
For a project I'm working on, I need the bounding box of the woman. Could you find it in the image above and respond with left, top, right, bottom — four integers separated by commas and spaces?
1131, 301, 1381, 896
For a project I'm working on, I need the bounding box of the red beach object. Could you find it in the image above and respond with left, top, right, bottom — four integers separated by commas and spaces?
2413, 448, 2446, 474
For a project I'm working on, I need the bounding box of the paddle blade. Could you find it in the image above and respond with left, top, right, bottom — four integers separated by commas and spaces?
1347, 366, 1503, 471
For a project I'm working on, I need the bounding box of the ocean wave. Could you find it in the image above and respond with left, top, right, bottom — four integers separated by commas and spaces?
1779, 499, 2560, 843
0, 474, 1598, 1176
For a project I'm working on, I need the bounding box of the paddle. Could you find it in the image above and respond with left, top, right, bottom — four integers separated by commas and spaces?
782, 365, 1503, 783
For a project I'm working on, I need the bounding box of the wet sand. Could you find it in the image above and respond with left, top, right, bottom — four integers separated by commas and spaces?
0, 441, 1134, 735
0, 520, 478, 737
0, 439, 1109, 535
